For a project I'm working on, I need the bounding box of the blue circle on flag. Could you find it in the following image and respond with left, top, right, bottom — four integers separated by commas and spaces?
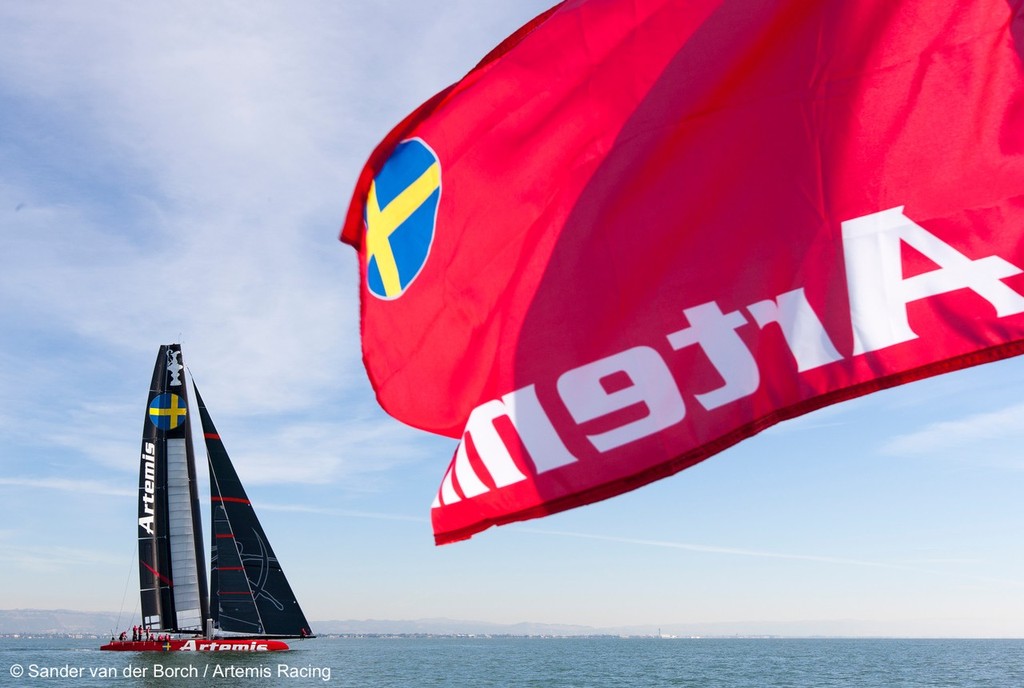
148, 393, 188, 430
364, 138, 441, 299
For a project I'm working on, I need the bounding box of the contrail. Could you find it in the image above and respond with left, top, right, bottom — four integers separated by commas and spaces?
258, 502, 426, 523
514, 527, 1024, 587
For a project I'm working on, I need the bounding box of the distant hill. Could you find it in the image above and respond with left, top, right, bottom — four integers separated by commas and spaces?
308, 617, 902, 638
0, 609, 123, 635
0, 610, 605, 637
0, 608, 875, 638
4, 609, 990, 638
311, 618, 604, 637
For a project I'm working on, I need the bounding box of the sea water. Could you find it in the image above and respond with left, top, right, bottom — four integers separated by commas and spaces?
2, 636, 1023, 687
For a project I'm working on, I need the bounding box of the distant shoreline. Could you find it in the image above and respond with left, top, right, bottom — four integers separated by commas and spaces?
4, 633, 1023, 641
3, 609, 1022, 640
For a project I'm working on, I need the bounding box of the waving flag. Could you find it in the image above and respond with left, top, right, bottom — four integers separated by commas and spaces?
341, 0, 1024, 544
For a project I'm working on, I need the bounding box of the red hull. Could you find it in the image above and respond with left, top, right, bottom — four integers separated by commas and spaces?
100, 638, 289, 652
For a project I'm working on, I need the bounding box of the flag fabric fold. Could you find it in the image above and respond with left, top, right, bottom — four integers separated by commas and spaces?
341, 0, 1024, 544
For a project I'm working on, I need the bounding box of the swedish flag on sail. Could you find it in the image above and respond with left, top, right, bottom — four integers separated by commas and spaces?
365, 138, 441, 299
149, 393, 188, 430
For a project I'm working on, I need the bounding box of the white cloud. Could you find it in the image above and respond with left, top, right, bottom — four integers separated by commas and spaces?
257, 502, 425, 523
0, 1, 555, 424
213, 413, 449, 486
880, 402, 1024, 463
0, 477, 133, 497
0, 543, 122, 573
0, 3, 362, 412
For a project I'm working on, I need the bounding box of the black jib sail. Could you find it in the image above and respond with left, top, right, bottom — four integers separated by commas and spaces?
196, 386, 312, 637
135, 344, 311, 639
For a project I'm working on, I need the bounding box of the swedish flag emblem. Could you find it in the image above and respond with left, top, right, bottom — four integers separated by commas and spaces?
365, 138, 441, 299
148, 393, 188, 431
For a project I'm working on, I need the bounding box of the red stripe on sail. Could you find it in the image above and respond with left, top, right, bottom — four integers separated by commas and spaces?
141, 560, 173, 586
212, 496, 251, 504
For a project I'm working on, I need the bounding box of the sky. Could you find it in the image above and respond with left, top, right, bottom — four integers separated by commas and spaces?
1, 1, 1023, 638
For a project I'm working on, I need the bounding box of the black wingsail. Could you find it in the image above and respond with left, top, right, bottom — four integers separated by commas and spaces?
137, 344, 209, 632
194, 385, 312, 638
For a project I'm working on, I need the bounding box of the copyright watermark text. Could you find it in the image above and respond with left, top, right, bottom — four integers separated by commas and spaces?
7, 662, 332, 681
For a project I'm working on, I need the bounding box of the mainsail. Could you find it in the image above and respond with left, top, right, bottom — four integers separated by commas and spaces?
133, 344, 311, 641
138, 344, 209, 632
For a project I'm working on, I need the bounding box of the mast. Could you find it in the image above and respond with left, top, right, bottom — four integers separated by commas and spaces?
195, 385, 312, 638
137, 344, 210, 632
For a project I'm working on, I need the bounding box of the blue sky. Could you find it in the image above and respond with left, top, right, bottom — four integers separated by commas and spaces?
1, 1, 1023, 637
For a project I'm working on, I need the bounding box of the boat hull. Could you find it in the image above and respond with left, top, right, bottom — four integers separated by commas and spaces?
100, 638, 289, 652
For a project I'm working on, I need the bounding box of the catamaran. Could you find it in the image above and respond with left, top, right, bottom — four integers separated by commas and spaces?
102, 344, 313, 652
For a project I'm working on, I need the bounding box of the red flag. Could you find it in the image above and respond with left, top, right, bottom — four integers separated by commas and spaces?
342, 0, 1024, 544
